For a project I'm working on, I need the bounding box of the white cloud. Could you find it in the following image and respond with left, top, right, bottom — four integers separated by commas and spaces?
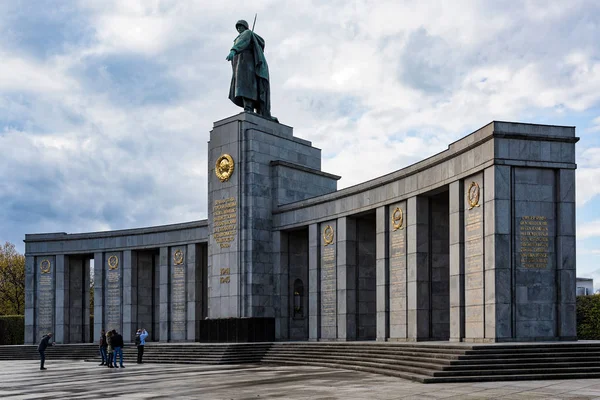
578, 220, 600, 240
3, 0, 600, 256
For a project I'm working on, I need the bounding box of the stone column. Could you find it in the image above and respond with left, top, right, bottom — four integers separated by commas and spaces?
557, 168, 577, 339
273, 230, 290, 340
407, 196, 429, 340
484, 165, 512, 340
55, 254, 69, 343
159, 246, 169, 342
122, 250, 137, 343
337, 217, 356, 341
308, 223, 320, 341
83, 258, 91, 343
93, 252, 104, 345
449, 181, 465, 342
186, 244, 203, 341
376, 206, 389, 341
68, 257, 85, 343
24, 255, 35, 344
464, 173, 485, 341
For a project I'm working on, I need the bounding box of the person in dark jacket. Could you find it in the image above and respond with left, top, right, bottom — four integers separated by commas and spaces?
112, 330, 124, 368
99, 329, 107, 366
37, 333, 54, 370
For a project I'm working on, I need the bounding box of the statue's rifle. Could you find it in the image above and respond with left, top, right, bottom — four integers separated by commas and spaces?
252, 13, 257, 32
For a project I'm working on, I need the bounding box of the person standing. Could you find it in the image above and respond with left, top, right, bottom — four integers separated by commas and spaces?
136, 328, 148, 364
98, 329, 107, 366
112, 330, 124, 368
106, 330, 114, 368
37, 332, 54, 370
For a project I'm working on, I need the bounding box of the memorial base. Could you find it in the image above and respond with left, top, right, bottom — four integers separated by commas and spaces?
197, 318, 275, 343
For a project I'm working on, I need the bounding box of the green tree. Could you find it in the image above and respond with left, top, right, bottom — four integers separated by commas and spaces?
0, 242, 25, 315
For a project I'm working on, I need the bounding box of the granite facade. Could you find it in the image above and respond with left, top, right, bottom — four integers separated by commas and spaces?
24, 117, 578, 344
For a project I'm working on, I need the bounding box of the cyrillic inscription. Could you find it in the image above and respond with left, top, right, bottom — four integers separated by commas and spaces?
519, 216, 549, 268
213, 197, 237, 248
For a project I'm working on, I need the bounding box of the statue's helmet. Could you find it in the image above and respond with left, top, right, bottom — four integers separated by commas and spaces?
236, 20, 249, 30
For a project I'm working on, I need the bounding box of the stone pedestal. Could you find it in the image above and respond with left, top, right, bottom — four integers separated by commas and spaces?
207, 112, 338, 323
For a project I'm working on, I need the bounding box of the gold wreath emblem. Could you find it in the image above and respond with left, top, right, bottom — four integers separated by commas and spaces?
323, 225, 334, 246
468, 181, 481, 210
108, 255, 119, 270
173, 249, 184, 265
215, 154, 235, 182
392, 207, 404, 231
40, 259, 51, 274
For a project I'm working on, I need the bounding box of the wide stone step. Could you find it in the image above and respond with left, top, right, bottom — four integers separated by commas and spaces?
264, 350, 454, 365
458, 351, 600, 360
464, 347, 600, 355
428, 372, 600, 384
268, 347, 463, 360
447, 360, 600, 370
264, 353, 448, 371
262, 359, 434, 383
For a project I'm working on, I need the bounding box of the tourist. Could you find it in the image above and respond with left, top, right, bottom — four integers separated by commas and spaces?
37, 332, 54, 370
136, 328, 149, 364
112, 329, 124, 368
106, 330, 114, 368
98, 329, 107, 366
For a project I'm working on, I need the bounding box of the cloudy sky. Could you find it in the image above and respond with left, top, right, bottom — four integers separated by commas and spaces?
1, 1, 600, 285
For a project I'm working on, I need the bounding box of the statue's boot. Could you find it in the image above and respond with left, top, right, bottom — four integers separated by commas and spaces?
243, 98, 254, 112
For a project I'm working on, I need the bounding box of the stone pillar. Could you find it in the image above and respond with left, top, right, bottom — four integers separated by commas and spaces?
308, 223, 320, 341
54, 255, 69, 343
93, 252, 104, 345
122, 250, 137, 343
484, 165, 512, 341
376, 206, 389, 341
273, 230, 289, 340
186, 244, 203, 341
24, 255, 35, 344
68, 257, 85, 343
159, 246, 169, 342
449, 181, 465, 342
557, 168, 577, 339
35, 256, 55, 342
337, 217, 356, 341
83, 258, 91, 343
464, 173, 485, 341
320, 221, 337, 340
407, 196, 429, 340
389, 202, 408, 341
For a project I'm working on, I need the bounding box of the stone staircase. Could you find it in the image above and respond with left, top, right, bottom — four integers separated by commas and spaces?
2, 342, 600, 383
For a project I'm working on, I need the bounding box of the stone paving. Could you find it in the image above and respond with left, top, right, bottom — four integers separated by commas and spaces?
2, 360, 600, 399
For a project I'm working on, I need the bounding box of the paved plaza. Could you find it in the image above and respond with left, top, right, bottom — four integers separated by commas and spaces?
2, 360, 600, 399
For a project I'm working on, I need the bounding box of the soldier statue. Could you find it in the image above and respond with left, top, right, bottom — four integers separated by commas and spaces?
226, 19, 276, 120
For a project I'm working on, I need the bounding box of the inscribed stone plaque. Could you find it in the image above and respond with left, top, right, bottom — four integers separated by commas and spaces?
464, 176, 484, 336
170, 247, 187, 340
36, 257, 55, 340
389, 202, 407, 338
320, 223, 337, 339
105, 254, 122, 332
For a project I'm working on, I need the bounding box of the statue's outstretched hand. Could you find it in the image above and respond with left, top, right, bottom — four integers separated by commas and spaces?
226, 50, 235, 61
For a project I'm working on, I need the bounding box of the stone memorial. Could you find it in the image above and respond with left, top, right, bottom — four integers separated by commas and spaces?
23, 20, 579, 344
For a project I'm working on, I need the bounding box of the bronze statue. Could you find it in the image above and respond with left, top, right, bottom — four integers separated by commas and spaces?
226, 19, 275, 120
